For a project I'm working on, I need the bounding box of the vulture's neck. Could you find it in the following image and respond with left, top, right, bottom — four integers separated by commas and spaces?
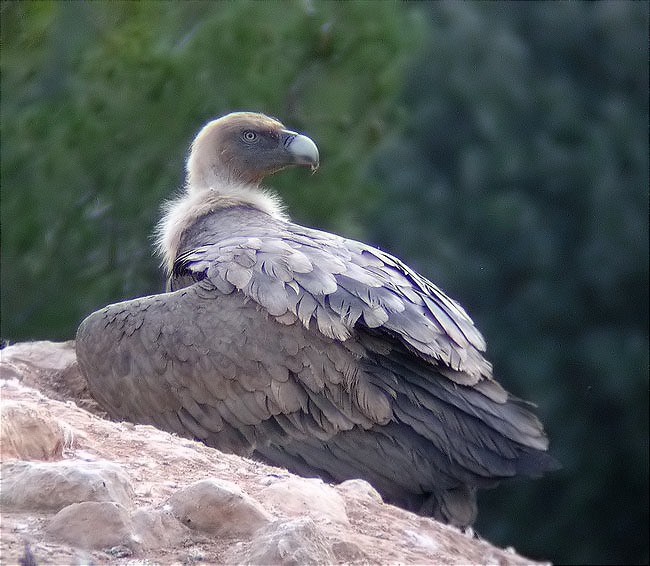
155, 181, 288, 276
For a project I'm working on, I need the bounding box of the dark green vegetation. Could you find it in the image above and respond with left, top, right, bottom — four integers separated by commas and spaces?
1, 2, 647, 564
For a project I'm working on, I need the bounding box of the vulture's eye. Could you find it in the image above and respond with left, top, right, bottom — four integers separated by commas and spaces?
242, 130, 258, 143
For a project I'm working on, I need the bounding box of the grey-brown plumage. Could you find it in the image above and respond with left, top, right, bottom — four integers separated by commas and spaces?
76, 112, 557, 527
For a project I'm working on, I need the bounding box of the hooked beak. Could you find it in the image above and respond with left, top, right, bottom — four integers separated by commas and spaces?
281, 130, 320, 172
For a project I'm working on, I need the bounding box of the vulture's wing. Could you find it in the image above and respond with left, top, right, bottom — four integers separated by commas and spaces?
77, 279, 397, 447
172, 221, 493, 386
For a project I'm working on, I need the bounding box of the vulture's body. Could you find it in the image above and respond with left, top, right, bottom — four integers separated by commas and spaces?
77, 112, 557, 526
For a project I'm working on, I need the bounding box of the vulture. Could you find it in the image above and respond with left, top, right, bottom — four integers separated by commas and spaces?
76, 111, 557, 527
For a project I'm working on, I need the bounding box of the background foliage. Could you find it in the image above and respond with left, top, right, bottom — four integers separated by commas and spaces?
2, 2, 647, 564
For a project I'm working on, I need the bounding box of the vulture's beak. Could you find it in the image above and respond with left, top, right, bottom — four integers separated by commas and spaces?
282, 130, 320, 172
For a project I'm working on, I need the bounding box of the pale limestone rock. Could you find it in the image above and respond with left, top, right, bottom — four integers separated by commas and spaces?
0, 341, 78, 377
166, 477, 271, 536
0, 340, 100, 414
260, 476, 349, 524
46, 501, 132, 550
130, 507, 191, 550
336, 477, 384, 503
0, 401, 65, 461
0, 459, 134, 511
229, 516, 335, 565
331, 539, 368, 562
46, 501, 190, 553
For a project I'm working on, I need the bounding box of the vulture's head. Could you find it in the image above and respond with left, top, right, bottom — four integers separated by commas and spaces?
187, 112, 320, 189
157, 112, 319, 274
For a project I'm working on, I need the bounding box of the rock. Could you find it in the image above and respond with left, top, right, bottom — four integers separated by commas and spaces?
44, 500, 191, 554
336, 478, 384, 504
260, 477, 349, 524
47, 503, 192, 553
130, 507, 191, 549
0, 341, 78, 378
0, 340, 101, 414
0, 460, 134, 512
229, 517, 335, 566
166, 478, 271, 536
0, 401, 65, 461
46, 501, 132, 550
331, 539, 368, 562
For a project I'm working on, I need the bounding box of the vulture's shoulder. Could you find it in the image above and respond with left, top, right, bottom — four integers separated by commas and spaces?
172, 208, 492, 384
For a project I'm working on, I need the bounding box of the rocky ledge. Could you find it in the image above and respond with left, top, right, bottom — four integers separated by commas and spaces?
0, 341, 549, 565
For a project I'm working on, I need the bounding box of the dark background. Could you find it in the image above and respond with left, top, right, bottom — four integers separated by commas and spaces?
2, 2, 648, 564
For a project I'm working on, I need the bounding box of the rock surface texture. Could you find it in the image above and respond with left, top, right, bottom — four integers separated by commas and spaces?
0, 341, 549, 565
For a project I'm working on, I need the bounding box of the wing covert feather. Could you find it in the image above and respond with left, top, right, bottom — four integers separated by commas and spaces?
174, 220, 492, 381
